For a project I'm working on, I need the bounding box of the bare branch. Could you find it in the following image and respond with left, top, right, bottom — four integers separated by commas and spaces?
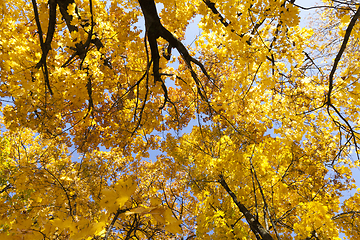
332, 210, 360, 220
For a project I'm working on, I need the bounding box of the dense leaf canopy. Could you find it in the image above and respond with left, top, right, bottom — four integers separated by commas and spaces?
1, 0, 360, 239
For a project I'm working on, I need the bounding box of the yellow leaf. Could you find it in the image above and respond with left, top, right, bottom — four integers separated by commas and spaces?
164, 209, 177, 223
149, 207, 166, 215
151, 213, 166, 224
91, 221, 107, 236
125, 206, 155, 215
164, 220, 182, 235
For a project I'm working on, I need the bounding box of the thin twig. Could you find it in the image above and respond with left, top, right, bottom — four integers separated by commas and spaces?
104, 208, 131, 240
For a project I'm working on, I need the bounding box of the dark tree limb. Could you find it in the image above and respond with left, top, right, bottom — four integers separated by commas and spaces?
43, 0, 57, 62
104, 208, 131, 240
0, 184, 12, 194
303, 51, 324, 75
57, 0, 78, 33
288, 0, 354, 11
34, 0, 57, 69
332, 210, 360, 220
32, 0, 55, 95
58, 0, 110, 68
218, 174, 274, 240
137, 0, 211, 101
304, 230, 319, 240
250, 160, 281, 239
327, 103, 360, 160
202, 0, 280, 65
85, 73, 94, 115
327, 5, 360, 105
202, 0, 248, 42
202, 0, 230, 27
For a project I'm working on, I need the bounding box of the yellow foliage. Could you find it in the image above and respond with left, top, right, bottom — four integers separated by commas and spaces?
1, 0, 360, 239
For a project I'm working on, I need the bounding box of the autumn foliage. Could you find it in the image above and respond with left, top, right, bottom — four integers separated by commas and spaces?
1, 0, 360, 239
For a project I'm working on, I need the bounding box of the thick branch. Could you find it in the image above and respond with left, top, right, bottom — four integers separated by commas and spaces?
327, 5, 360, 104
218, 174, 274, 240
250, 162, 281, 239
57, 0, 78, 33
137, 0, 211, 100
43, 0, 57, 61
32, 0, 54, 95
202, 0, 231, 27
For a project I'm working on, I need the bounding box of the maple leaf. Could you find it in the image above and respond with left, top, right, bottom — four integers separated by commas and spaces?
1, 0, 360, 239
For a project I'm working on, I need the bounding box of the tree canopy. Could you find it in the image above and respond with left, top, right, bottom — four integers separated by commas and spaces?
1, 0, 360, 239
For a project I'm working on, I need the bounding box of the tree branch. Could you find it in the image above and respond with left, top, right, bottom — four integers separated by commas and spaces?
104, 208, 131, 240
58, 0, 110, 68
327, 5, 360, 105
332, 210, 360, 220
32, 0, 54, 95
137, 0, 212, 101
218, 174, 274, 240
0, 184, 12, 194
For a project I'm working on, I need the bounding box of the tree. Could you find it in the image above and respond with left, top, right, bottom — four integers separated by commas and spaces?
0, 0, 360, 239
